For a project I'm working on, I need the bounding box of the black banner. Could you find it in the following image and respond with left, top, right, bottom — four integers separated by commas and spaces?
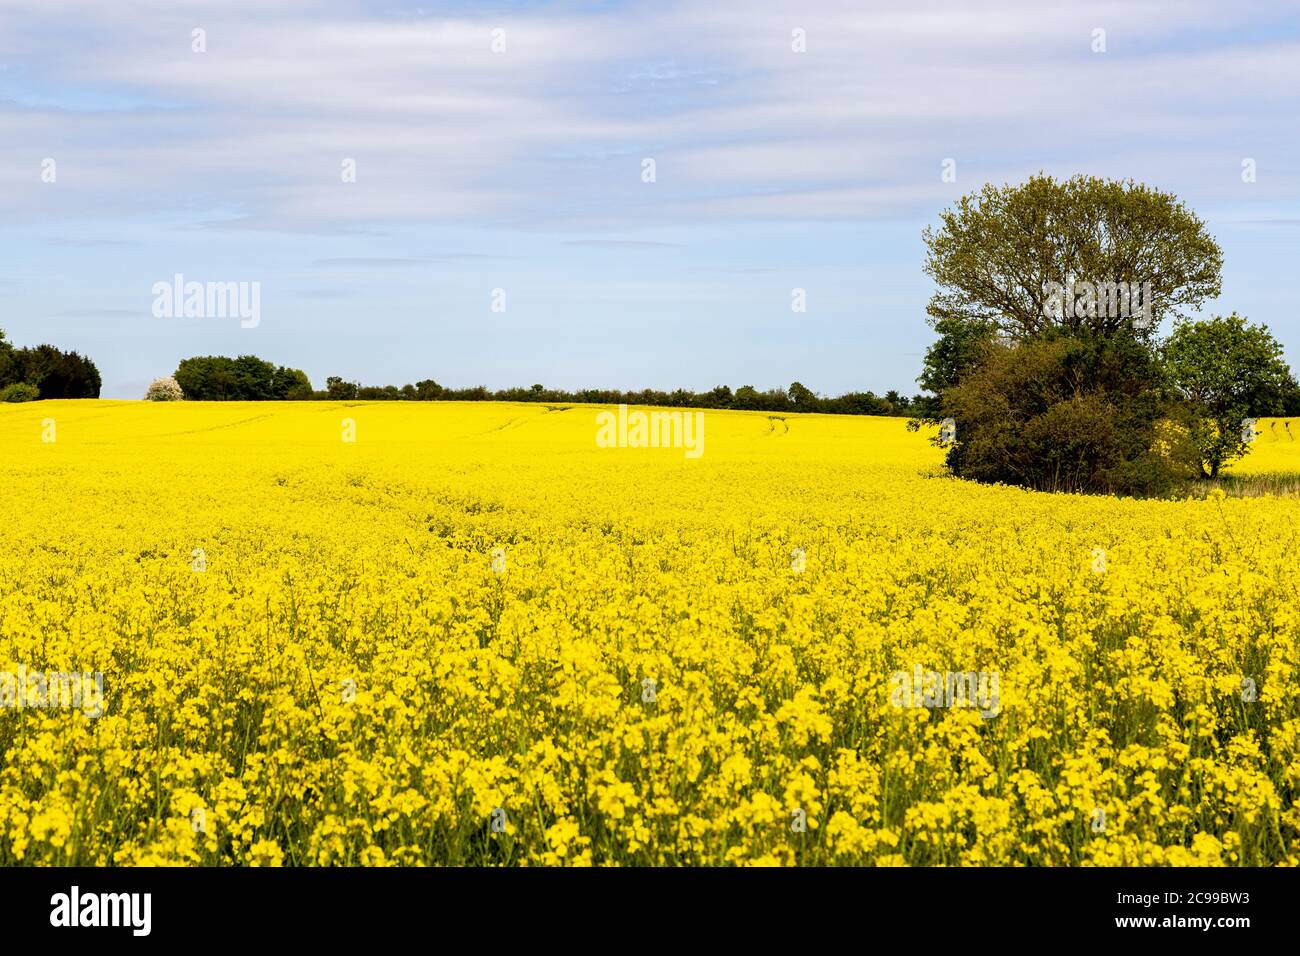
0, 865, 1280, 942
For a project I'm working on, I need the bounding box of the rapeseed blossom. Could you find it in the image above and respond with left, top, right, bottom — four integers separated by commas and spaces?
0, 400, 1296, 866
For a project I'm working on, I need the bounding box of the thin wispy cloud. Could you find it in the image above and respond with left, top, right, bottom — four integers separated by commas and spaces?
564, 240, 683, 249
0, 0, 1296, 397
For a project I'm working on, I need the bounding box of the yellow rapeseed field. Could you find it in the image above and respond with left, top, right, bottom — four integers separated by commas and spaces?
0, 400, 1297, 866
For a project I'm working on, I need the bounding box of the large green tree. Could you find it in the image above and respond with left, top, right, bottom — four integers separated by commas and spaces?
922, 174, 1222, 351
917, 175, 1230, 494
920, 172, 1232, 496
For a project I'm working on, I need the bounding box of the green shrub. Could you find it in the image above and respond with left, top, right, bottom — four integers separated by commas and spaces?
941, 333, 1190, 496
0, 382, 41, 403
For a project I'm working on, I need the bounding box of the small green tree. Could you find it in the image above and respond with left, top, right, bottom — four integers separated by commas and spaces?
1162, 314, 1296, 477
788, 381, 816, 411
732, 385, 760, 410
271, 366, 313, 400
918, 314, 998, 397
325, 376, 359, 400
415, 379, 443, 400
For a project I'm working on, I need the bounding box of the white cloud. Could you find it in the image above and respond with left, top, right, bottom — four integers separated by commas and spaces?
0, 0, 1297, 231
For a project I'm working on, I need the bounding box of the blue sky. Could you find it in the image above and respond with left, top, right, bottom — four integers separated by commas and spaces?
1, 0, 1298, 399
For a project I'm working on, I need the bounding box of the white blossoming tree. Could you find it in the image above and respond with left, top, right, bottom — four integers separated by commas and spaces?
145, 376, 184, 401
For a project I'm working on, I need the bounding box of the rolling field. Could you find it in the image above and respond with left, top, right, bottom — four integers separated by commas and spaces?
0, 400, 1297, 866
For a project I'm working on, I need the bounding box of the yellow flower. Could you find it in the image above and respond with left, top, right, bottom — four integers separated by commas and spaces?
0, 401, 1295, 866
247, 839, 284, 867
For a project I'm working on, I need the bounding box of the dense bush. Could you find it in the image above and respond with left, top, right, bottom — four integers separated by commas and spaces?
928, 313, 1300, 493
0, 382, 40, 403
940, 333, 1191, 495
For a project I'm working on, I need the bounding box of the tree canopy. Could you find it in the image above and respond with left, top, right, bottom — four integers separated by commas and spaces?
174, 356, 313, 401
922, 174, 1222, 345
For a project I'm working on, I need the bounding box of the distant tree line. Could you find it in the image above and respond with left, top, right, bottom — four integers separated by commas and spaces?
321, 376, 928, 415
166, 357, 927, 416
0, 330, 101, 402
